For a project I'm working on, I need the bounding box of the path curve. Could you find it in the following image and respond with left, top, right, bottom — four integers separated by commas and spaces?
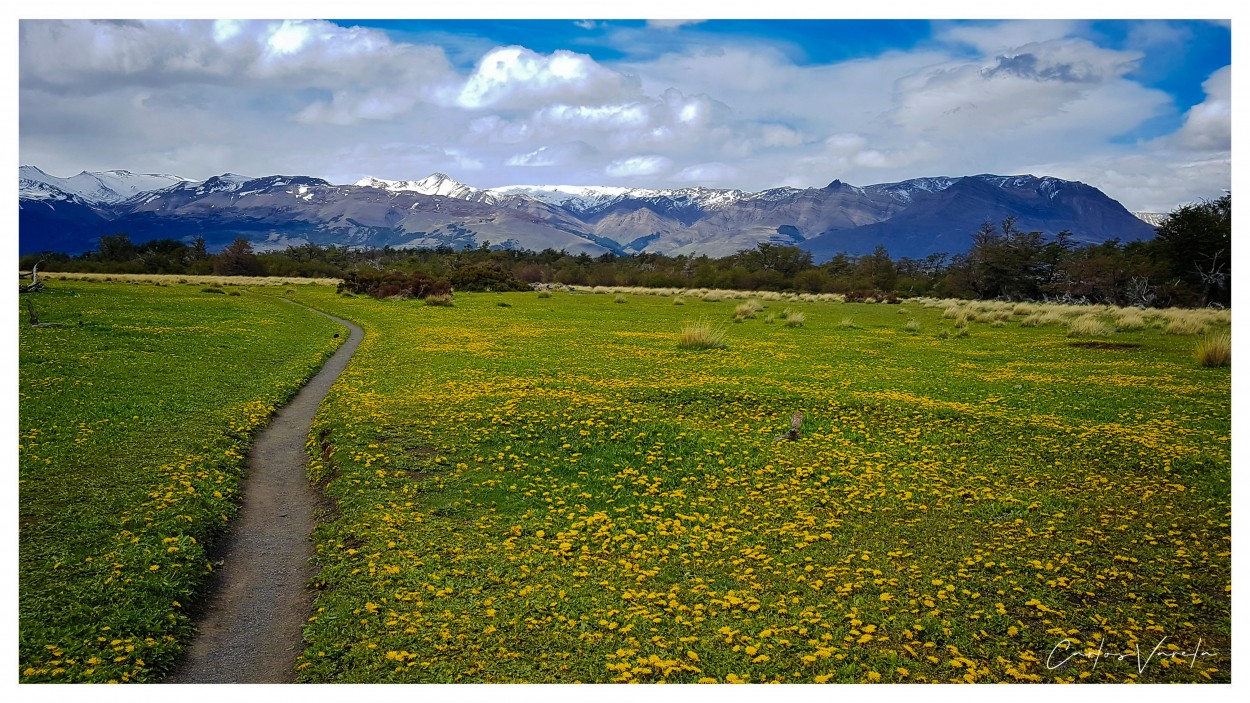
166, 301, 361, 684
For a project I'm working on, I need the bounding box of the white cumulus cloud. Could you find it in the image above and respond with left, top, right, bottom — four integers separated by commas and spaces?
605, 155, 673, 177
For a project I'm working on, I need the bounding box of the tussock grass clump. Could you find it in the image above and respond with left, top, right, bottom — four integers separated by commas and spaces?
763, 313, 777, 324
1165, 316, 1208, 336
702, 292, 724, 303
537, 290, 552, 299
424, 293, 455, 307
672, 297, 685, 306
1021, 311, 1064, 327
1115, 311, 1147, 331
942, 305, 963, 319
955, 324, 971, 337
733, 300, 762, 320
1067, 313, 1111, 337
1194, 332, 1231, 367
903, 319, 921, 333
780, 309, 805, 327
677, 321, 727, 350
839, 317, 856, 329
614, 295, 628, 304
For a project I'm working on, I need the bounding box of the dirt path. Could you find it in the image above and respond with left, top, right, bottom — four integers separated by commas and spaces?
165, 303, 361, 684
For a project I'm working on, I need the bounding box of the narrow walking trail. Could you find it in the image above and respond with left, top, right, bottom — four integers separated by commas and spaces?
166, 302, 361, 684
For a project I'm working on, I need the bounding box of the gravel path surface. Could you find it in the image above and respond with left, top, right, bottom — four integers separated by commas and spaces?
165, 302, 361, 684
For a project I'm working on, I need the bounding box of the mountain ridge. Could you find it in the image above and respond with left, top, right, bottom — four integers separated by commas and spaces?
19, 166, 1157, 260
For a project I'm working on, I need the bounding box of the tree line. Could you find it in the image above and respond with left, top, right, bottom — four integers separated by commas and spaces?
20, 194, 1229, 307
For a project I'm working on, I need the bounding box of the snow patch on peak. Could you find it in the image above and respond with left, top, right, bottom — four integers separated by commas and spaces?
486, 184, 656, 212
355, 173, 477, 199
1133, 211, 1168, 227
19, 166, 190, 204
866, 176, 961, 203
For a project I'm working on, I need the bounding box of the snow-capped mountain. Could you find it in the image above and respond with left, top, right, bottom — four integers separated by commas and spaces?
1133, 212, 1168, 227
19, 166, 1157, 259
355, 172, 480, 200
20, 165, 189, 205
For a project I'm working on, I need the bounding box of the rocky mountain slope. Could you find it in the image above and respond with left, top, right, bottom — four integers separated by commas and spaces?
19, 167, 1156, 259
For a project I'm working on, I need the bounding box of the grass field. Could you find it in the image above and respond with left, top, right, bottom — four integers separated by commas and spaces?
284, 287, 1231, 683
17, 281, 345, 682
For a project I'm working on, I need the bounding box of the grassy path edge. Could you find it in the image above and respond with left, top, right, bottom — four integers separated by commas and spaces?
162, 301, 363, 682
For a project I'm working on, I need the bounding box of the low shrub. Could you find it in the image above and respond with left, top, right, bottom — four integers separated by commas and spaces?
338, 270, 452, 300
449, 261, 530, 292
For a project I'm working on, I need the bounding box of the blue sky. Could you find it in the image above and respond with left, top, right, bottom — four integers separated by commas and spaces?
18, 16, 1233, 212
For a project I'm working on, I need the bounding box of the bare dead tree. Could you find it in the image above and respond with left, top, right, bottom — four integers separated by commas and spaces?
1125, 276, 1157, 308
20, 260, 46, 293
1195, 249, 1227, 288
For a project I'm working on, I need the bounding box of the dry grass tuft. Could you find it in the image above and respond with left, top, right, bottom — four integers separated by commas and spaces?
1115, 311, 1147, 331
677, 321, 727, 350
1194, 333, 1231, 367
1021, 311, 1064, 327
1165, 316, 1208, 336
733, 299, 764, 320
1067, 314, 1111, 337
903, 319, 921, 333
424, 293, 455, 307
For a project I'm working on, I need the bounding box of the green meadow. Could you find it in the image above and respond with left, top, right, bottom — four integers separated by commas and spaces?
18, 281, 344, 682
288, 287, 1230, 683
17, 280, 1231, 683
